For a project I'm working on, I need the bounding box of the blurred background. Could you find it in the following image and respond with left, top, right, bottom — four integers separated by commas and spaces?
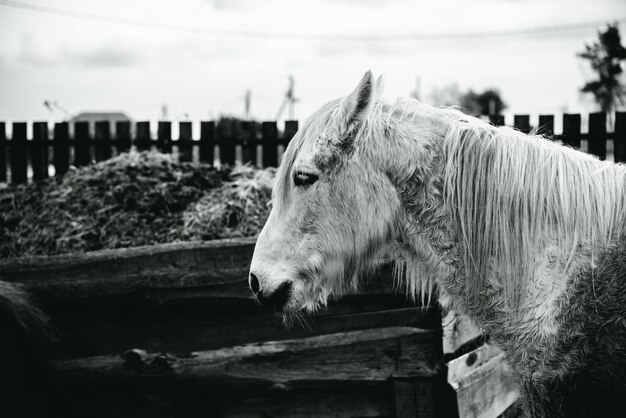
1, 0, 624, 127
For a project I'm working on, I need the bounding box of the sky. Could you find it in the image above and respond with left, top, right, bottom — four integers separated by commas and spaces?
0, 0, 625, 132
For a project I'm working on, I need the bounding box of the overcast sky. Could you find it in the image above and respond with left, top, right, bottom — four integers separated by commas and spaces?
1, 0, 625, 129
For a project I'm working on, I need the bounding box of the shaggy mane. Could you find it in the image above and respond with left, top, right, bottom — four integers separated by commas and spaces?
438, 108, 626, 309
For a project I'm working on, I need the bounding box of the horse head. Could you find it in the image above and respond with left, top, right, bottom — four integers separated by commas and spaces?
249, 71, 452, 314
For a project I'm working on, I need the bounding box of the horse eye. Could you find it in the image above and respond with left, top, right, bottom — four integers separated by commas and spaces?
294, 172, 319, 187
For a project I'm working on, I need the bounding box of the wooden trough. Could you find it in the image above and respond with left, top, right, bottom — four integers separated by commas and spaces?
0, 237, 519, 418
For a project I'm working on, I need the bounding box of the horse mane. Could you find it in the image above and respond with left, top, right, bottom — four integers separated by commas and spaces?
436, 107, 626, 309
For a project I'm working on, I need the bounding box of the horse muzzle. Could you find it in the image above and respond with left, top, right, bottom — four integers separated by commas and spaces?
249, 273, 293, 312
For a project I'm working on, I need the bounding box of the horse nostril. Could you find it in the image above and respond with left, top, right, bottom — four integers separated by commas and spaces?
256, 282, 292, 312
249, 273, 260, 294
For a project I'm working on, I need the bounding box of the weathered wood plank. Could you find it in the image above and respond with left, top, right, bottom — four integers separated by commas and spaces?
50, 303, 437, 359
0, 238, 257, 299
0, 238, 402, 303
442, 310, 482, 355
53, 327, 439, 390
394, 378, 437, 418
54, 382, 393, 418
447, 344, 519, 418
216, 385, 392, 418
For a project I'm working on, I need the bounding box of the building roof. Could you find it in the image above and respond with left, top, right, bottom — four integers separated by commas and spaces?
70, 112, 132, 123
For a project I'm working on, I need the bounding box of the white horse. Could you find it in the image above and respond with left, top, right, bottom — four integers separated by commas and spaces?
249, 71, 626, 417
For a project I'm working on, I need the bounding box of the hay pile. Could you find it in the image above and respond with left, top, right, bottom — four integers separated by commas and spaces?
183, 165, 275, 240
0, 152, 276, 259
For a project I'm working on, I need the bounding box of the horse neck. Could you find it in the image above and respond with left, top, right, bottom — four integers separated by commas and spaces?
435, 115, 626, 336
379, 110, 460, 302
386, 108, 626, 321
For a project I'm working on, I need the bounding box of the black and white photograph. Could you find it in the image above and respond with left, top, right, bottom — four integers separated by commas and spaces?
0, 1, 625, 417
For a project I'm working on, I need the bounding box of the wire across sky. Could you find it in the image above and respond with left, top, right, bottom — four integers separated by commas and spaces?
1, 0, 625, 42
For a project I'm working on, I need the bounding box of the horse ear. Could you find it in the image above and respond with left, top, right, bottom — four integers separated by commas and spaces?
375, 75, 385, 97
340, 70, 375, 129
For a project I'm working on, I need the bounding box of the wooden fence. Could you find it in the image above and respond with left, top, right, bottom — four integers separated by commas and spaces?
0, 238, 518, 418
0, 119, 299, 184
1, 112, 626, 184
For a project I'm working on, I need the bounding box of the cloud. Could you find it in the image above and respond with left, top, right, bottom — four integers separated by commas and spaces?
12, 32, 140, 69
17, 33, 59, 67
206, 0, 277, 10
60, 44, 138, 68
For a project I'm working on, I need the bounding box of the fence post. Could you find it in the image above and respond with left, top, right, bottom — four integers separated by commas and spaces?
74, 121, 91, 167
10, 122, 28, 184
53, 122, 70, 177
588, 112, 607, 160
488, 115, 505, 127
136, 121, 151, 151
538, 115, 555, 139
116, 121, 131, 154
284, 120, 298, 148
614, 112, 626, 163
562, 114, 581, 149
199, 121, 215, 164
32, 122, 49, 181
157, 121, 171, 154
95, 121, 112, 162
513, 115, 530, 134
262, 121, 278, 167
217, 120, 236, 166
0, 122, 5, 183
241, 121, 257, 166
178, 121, 193, 162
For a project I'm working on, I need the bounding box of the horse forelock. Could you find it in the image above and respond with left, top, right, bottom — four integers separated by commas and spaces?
273, 97, 391, 207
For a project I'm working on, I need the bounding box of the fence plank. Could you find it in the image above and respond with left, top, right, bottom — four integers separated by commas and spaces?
214, 386, 391, 418
284, 120, 299, 147
262, 121, 278, 167
57, 384, 391, 418
95, 121, 112, 162
614, 112, 626, 163
218, 120, 236, 166
489, 115, 505, 127
74, 121, 91, 167
447, 344, 519, 418
538, 115, 555, 139
0, 122, 5, 182
32, 122, 49, 181
115, 121, 131, 154
513, 115, 530, 134
135, 121, 151, 151
442, 310, 482, 355
241, 121, 257, 166
393, 378, 437, 418
47, 303, 435, 359
562, 114, 581, 148
53, 327, 438, 387
588, 112, 607, 160
157, 121, 171, 154
53, 122, 70, 176
0, 238, 257, 300
10, 122, 28, 184
199, 121, 215, 164
178, 121, 193, 162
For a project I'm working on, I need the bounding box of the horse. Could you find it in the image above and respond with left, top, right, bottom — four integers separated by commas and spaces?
249, 71, 626, 417
0, 281, 52, 418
